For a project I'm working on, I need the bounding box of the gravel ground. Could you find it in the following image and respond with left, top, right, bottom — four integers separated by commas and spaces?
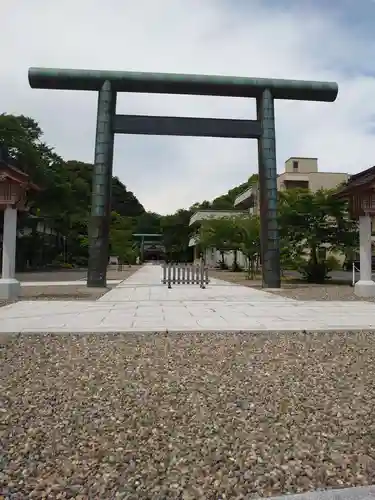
0, 285, 112, 309
0, 266, 143, 308
267, 285, 375, 302
208, 270, 375, 302
14, 265, 142, 283
2, 331, 375, 499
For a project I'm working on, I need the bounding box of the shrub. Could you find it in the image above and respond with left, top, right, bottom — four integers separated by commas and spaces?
231, 261, 243, 272
59, 262, 74, 269
121, 248, 137, 265
216, 260, 229, 270
298, 260, 331, 283
325, 255, 341, 271
71, 257, 88, 267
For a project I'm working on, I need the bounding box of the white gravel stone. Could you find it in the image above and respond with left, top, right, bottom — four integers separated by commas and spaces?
1, 331, 375, 498
268, 285, 375, 302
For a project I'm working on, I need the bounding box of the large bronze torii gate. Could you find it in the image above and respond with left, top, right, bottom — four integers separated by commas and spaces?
28, 67, 338, 288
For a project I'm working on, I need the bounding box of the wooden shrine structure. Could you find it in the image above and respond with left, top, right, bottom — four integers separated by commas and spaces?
0, 146, 40, 299
336, 166, 375, 297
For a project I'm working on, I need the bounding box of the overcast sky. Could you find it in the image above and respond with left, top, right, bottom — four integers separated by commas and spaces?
2, 0, 375, 214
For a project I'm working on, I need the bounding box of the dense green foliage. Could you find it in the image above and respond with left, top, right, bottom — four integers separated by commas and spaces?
278, 188, 358, 282
198, 189, 358, 282
0, 114, 257, 269
0, 114, 147, 268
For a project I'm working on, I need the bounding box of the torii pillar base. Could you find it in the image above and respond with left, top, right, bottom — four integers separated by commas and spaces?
354, 280, 375, 298
0, 278, 20, 300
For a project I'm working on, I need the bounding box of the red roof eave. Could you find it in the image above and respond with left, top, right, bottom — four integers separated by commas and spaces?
0, 169, 41, 192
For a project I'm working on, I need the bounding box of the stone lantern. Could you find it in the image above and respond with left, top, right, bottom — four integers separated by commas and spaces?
336, 166, 375, 298
0, 146, 40, 299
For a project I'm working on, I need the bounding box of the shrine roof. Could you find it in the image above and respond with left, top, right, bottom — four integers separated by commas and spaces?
0, 159, 29, 179
335, 166, 375, 198
0, 160, 40, 190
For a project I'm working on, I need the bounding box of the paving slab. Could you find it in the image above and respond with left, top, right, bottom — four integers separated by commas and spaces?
267, 486, 375, 500
0, 264, 374, 333
98, 264, 296, 302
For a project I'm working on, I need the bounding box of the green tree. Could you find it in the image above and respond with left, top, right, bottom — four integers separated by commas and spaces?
111, 176, 144, 217
236, 215, 261, 278
0, 114, 146, 269
134, 212, 161, 235
109, 212, 136, 263
199, 217, 243, 269
161, 209, 193, 261
278, 188, 358, 282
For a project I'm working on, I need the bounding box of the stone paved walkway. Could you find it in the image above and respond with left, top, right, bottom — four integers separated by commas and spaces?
0, 264, 374, 333
268, 486, 375, 500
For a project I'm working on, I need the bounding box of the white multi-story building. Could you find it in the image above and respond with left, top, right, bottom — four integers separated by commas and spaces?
234, 157, 349, 212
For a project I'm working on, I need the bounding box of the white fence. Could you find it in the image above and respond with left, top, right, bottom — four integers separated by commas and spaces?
162, 263, 209, 289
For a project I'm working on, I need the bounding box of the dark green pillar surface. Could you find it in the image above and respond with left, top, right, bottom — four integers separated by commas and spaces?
257, 88, 281, 289
87, 81, 116, 287
140, 236, 145, 262
107, 91, 117, 213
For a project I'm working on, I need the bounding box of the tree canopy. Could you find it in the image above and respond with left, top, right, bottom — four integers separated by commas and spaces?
197, 188, 357, 282
0, 113, 258, 269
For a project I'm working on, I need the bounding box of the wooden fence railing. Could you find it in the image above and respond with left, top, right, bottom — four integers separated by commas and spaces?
161, 263, 209, 289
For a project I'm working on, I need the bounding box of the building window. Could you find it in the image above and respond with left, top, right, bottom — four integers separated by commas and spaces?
292, 161, 298, 171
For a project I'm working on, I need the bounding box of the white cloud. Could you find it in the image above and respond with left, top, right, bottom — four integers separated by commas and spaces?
1, 0, 375, 214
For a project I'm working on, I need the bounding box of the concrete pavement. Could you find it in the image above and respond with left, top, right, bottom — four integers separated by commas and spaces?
0, 264, 375, 333
267, 486, 375, 500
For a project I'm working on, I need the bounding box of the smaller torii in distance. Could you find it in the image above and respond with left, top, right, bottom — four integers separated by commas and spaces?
132, 233, 164, 262
28, 67, 338, 288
